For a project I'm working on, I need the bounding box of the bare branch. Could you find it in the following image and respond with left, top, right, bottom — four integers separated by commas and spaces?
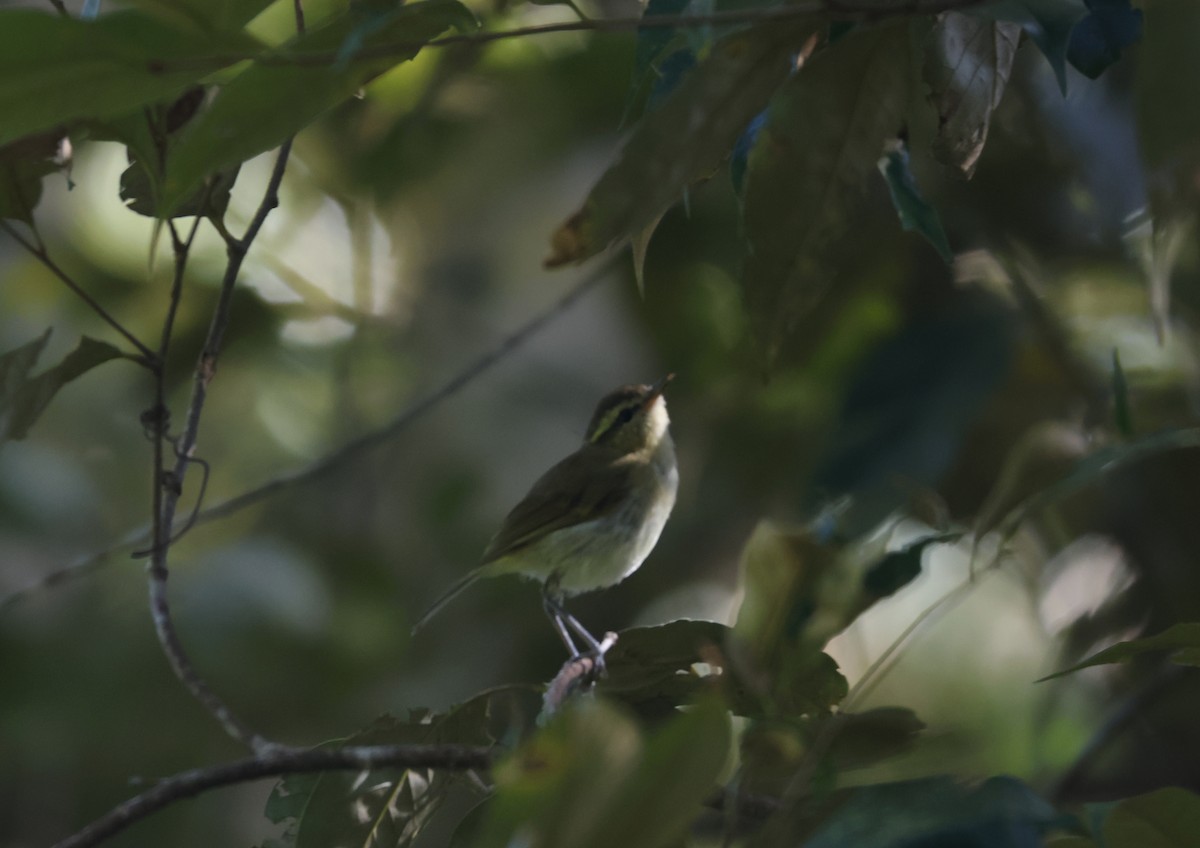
145, 141, 295, 752
0, 542, 128, 613
51, 743, 493, 848
0, 254, 619, 610
542, 631, 618, 714
0, 220, 158, 365
194, 252, 620, 525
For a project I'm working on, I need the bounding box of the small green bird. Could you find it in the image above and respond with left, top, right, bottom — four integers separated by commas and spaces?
412, 375, 678, 660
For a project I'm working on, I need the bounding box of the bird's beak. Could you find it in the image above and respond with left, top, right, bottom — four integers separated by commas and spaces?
643, 373, 675, 406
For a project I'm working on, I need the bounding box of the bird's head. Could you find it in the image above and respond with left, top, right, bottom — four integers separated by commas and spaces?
584, 374, 674, 453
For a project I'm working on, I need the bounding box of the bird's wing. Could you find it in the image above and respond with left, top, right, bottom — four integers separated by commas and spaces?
481, 448, 635, 564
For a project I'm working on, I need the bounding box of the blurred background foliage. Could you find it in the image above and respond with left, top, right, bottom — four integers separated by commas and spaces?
2, 0, 1200, 845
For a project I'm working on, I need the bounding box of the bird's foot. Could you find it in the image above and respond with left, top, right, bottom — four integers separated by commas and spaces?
582, 630, 619, 680
543, 631, 620, 714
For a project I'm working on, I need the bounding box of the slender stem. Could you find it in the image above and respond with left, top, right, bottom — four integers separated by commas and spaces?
1051, 664, 1185, 803
50, 743, 493, 848
157, 0, 991, 72
0, 220, 158, 365
0, 254, 618, 611
194, 252, 618, 525
146, 142, 295, 752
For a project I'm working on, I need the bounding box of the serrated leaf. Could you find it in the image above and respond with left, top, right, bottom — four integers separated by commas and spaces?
1102, 787, 1200, 848
878, 141, 952, 261
1038, 622, 1200, 681
971, 0, 1089, 94
1066, 0, 1142, 79
924, 12, 1021, 177
740, 24, 909, 363
0, 11, 251, 148
0, 332, 123, 445
597, 620, 744, 718
0, 130, 66, 223
546, 18, 813, 268
162, 0, 477, 214
121, 156, 239, 219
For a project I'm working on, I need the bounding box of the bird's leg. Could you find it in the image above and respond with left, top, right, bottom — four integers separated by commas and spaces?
542, 589, 580, 658
559, 608, 606, 657
542, 582, 609, 676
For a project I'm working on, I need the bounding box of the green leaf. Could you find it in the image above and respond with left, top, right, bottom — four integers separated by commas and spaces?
974, 420, 1091, 541
1103, 787, 1200, 848
121, 0, 278, 33
632, 0, 691, 93
0, 332, 123, 445
1136, 0, 1200, 215
971, 0, 1089, 94
741, 24, 910, 363
1111, 348, 1133, 437
1038, 622, 1200, 681
264, 686, 539, 848
121, 156, 239, 220
734, 520, 945, 657
1044, 837, 1098, 848
877, 141, 952, 261
162, 0, 476, 214
0, 10, 251, 148
987, 426, 1200, 544
923, 12, 1021, 177
825, 707, 925, 770
587, 699, 731, 848
598, 619, 741, 718
479, 700, 731, 848
797, 775, 1060, 848
863, 534, 956, 600
0, 131, 66, 223
545, 18, 814, 268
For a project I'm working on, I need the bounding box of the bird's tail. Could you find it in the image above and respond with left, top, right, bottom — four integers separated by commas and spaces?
410, 567, 486, 635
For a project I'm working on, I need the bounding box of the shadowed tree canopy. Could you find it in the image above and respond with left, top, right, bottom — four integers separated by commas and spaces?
2, 0, 1200, 846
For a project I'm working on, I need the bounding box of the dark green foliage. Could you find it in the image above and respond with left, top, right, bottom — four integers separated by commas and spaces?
8, 1, 1200, 847
1067, 0, 1143, 79
741, 24, 910, 363
0, 331, 123, 445
878, 143, 953, 263
1040, 622, 1200, 680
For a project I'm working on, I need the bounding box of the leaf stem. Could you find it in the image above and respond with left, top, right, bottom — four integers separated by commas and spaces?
0, 220, 158, 366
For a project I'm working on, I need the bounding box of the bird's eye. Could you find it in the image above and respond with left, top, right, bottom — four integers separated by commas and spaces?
616, 406, 636, 425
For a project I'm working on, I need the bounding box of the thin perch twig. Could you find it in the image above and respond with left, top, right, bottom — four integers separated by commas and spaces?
50, 743, 493, 848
